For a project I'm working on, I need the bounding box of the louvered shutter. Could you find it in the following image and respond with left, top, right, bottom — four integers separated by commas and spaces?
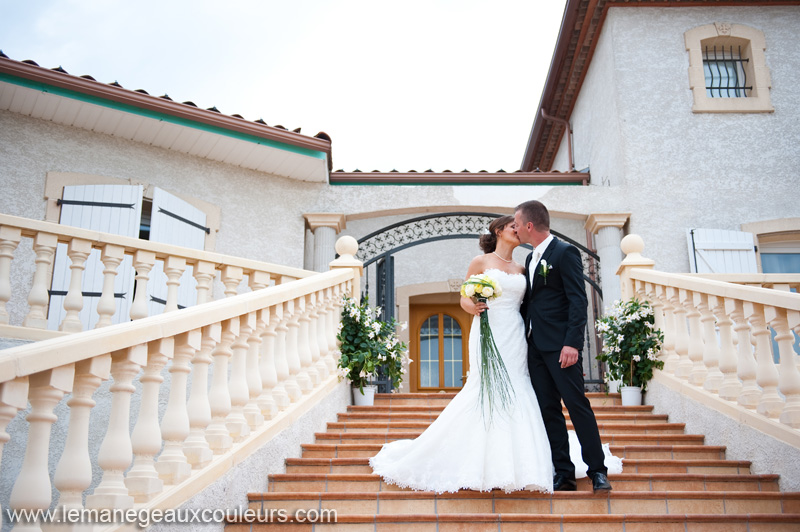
146, 187, 208, 316
686, 228, 757, 274
48, 185, 143, 329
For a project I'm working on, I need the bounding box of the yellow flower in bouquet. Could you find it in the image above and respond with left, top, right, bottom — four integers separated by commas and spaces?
460, 273, 502, 301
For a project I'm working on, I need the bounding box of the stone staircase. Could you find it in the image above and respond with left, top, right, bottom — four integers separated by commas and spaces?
230, 393, 800, 531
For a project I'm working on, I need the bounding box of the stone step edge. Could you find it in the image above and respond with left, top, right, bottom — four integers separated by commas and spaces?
300, 443, 726, 453
226, 512, 800, 525
266, 473, 780, 482
325, 422, 686, 430
314, 432, 704, 440
284, 457, 752, 468
248, 489, 800, 501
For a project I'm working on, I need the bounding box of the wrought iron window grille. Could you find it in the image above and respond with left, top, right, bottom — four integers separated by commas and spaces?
703, 45, 751, 98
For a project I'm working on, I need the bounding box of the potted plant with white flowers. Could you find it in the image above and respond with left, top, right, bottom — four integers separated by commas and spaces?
595, 298, 664, 406
336, 296, 409, 406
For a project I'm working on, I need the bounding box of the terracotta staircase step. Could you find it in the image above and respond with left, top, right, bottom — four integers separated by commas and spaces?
325, 421, 687, 434
299, 443, 728, 460
227, 512, 800, 532
347, 404, 655, 415
248, 490, 800, 515
337, 412, 670, 423
371, 392, 624, 408
314, 431, 705, 446
284, 457, 751, 476
266, 473, 779, 493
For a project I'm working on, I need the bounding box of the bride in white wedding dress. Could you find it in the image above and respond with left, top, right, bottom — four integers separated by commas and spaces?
369, 216, 622, 494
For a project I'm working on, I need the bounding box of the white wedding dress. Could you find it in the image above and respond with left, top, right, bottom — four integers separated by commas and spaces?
369, 268, 622, 494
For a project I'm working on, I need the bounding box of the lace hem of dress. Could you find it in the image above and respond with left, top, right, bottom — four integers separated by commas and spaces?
369, 456, 553, 495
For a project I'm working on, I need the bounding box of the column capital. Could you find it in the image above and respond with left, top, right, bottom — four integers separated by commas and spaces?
304, 213, 346, 233
585, 213, 631, 234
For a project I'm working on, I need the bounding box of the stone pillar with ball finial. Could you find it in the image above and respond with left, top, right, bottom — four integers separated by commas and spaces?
329, 236, 363, 300
616, 234, 656, 301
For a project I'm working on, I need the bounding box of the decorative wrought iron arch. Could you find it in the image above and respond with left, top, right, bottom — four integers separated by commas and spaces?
356, 212, 601, 296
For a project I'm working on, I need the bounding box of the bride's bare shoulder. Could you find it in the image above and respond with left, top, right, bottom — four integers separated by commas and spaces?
465, 254, 489, 277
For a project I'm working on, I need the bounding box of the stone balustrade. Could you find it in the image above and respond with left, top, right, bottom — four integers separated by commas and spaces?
0, 213, 315, 340
617, 235, 800, 432
689, 273, 800, 293
0, 235, 363, 531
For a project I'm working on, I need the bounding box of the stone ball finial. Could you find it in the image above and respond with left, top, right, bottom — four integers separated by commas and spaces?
620, 234, 644, 257
335, 235, 359, 257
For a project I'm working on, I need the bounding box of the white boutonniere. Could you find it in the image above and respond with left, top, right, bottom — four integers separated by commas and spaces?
539, 259, 553, 285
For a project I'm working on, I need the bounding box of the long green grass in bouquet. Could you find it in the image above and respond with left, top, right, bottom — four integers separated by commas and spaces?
461, 273, 515, 425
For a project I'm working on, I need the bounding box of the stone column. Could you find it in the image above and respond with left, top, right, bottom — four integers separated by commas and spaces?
304, 213, 346, 272
585, 213, 630, 309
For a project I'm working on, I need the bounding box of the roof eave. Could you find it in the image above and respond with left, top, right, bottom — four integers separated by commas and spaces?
0, 56, 332, 169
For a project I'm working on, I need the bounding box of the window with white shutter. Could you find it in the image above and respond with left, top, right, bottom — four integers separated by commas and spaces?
686, 228, 757, 274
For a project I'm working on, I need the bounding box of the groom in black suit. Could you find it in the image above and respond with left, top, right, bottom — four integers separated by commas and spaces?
513, 200, 612, 492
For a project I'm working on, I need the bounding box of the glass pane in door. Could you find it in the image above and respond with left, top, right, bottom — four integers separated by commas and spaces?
419, 315, 439, 387
442, 315, 463, 388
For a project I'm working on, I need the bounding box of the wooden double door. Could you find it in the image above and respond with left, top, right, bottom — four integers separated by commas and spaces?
409, 303, 473, 393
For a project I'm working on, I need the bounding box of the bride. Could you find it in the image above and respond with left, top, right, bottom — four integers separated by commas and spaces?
369, 215, 622, 493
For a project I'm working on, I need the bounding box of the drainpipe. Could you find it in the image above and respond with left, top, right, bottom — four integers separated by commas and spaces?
540, 109, 575, 172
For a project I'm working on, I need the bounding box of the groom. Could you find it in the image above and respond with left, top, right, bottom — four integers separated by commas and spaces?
514, 200, 612, 492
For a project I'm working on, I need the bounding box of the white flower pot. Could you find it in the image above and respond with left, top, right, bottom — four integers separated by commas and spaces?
620, 385, 643, 406
606, 379, 622, 394
353, 385, 377, 406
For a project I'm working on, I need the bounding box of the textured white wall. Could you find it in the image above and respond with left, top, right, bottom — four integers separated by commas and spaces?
546, 6, 800, 273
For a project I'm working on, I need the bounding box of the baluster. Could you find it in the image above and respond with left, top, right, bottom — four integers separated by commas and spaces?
0, 225, 21, 325
184, 323, 219, 468
60, 238, 93, 332
157, 330, 199, 484
244, 311, 265, 428
667, 287, 690, 378
698, 294, 723, 392
729, 299, 760, 409
683, 291, 706, 386
87, 345, 147, 510
221, 265, 243, 298
298, 294, 319, 387
193, 260, 216, 305
257, 306, 279, 419
8, 366, 74, 532
284, 299, 304, 401
765, 306, 800, 428
163, 256, 187, 313
0, 377, 30, 520
206, 319, 237, 453
709, 295, 740, 401
95, 244, 125, 328
311, 290, 329, 379
646, 284, 672, 370
130, 251, 156, 320
271, 304, 292, 411
744, 302, 783, 418
326, 286, 342, 371
126, 338, 173, 502
53, 355, 111, 513
226, 313, 252, 440
653, 285, 676, 372
23, 232, 58, 329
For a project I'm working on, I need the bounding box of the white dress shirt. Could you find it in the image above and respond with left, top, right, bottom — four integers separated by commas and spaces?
529, 233, 554, 288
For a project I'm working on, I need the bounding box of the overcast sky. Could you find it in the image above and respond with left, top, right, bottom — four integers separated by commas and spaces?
0, 0, 567, 172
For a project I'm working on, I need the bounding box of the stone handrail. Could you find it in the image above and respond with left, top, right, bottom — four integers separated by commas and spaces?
689, 273, 800, 292
617, 235, 800, 433
0, 236, 363, 531
0, 212, 314, 338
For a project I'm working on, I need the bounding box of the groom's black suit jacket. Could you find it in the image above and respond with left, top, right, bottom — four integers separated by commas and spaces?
521, 236, 587, 352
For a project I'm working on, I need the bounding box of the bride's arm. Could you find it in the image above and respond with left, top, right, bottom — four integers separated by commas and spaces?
460, 255, 488, 316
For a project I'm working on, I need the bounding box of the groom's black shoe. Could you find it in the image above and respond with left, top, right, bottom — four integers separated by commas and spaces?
553, 474, 577, 491
590, 472, 612, 492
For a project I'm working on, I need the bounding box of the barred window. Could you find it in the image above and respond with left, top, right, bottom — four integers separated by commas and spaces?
703, 45, 751, 98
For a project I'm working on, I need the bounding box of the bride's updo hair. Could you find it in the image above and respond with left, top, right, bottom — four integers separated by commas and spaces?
479, 215, 514, 254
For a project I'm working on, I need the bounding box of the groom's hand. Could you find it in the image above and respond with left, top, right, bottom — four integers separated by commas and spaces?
559, 346, 579, 368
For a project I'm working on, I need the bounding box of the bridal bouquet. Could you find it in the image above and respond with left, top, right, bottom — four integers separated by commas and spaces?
461, 274, 514, 422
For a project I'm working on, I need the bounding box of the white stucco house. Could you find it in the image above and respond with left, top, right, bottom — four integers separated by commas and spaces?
0, 1, 799, 530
